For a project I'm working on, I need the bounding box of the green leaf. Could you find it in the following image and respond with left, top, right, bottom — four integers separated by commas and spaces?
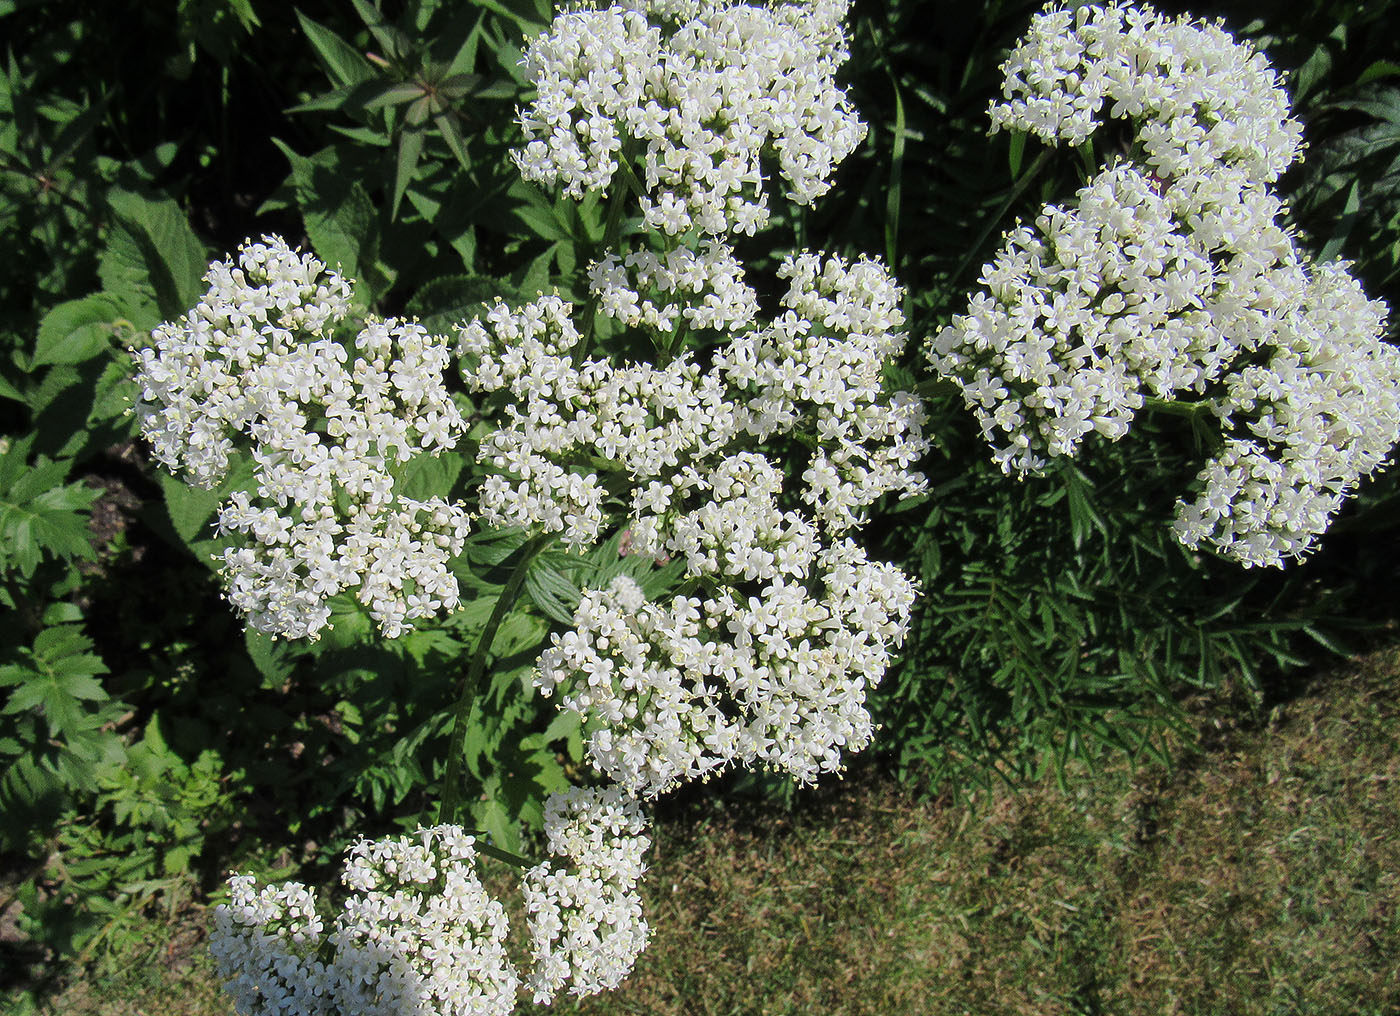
0, 442, 99, 577
491, 611, 547, 662
1008, 131, 1027, 179
1357, 60, 1400, 87
468, 0, 546, 34
392, 125, 426, 221
433, 111, 471, 171
363, 81, 426, 111
245, 630, 295, 686
101, 189, 208, 321
885, 75, 906, 268
524, 556, 581, 625
464, 526, 527, 567
1318, 178, 1361, 263
273, 140, 389, 302
351, 0, 412, 62
406, 274, 526, 332
31, 295, 123, 368
88, 360, 137, 424
159, 471, 223, 546
296, 12, 375, 88
397, 451, 465, 501
512, 202, 570, 243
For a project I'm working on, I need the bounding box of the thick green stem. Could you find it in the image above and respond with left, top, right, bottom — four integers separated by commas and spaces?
437, 532, 554, 827
1142, 396, 1211, 419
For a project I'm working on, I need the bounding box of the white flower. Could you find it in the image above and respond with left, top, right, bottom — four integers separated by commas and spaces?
1175, 262, 1400, 567
211, 827, 519, 1016
536, 542, 916, 797
522, 786, 652, 1003
134, 236, 471, 640
213, 800, 656, 1016
210, 877, 335, 1016
331, 826, 518, 1016
515, 0, 865, 236
989, 3, 1302, 183
932, 1, 1400, 569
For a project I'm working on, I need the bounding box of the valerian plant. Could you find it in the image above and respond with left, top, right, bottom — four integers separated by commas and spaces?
118, 1, 1399, 1014
929, 3, 1400, 568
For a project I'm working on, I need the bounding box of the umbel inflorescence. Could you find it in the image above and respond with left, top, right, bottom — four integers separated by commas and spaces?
460, 248, 926, 796
514, 0, 865, 236
209, 789, 649, 1016
929, 2, 1400, 568
132, 238, 471, 640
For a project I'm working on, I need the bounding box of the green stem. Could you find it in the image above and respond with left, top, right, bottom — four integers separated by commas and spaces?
437, 532, 554, 827
1142, 396, 1211, 418
474, 839, 539, 868
934, 146, 1052, 312
573, 152, 637, 366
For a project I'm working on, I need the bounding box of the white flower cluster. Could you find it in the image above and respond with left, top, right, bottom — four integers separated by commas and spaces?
212, 795, 653, 1016
514, 0, 865, 235
989, 3, 1303, 182
456, 293, 738, 548
587, 241, 758, 335
133, 236, 471, 639
717, 253, 929, 530
522, 787, 651, 1003
928, 161, 1295, 474
1174, 263, 1400, 567
211, 826, 515, 1016
210, 878, 333, 1016
462, 251, 924, 794
538, 544, 916, 797
929, 2, 1400, 565
332, 827, 518, 1016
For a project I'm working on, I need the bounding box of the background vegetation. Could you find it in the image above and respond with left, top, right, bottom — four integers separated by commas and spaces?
1, 0, 1397, 1010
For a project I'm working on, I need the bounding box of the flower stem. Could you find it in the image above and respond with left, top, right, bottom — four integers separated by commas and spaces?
1143, 396, 1211, 418
573, 152, 637, 366
934, 145, 1052, 312
437, 532, 554, 827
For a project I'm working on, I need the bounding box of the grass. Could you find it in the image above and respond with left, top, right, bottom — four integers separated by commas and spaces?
17, 646, 1400, 1016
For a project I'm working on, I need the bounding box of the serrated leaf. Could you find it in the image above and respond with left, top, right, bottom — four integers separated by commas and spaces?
31, 295, 123, 368
245, 630, 295, 686
100, 189, 208, 321
158, 471, 223, 546
273, 140, 388, 302
524, 558, 581, 625
512, 203, 570, 242
88, 359, 136, 424
406, 274, 528, 333
397, 451, 465, 500
464, 526, 527, 567
491, 611, 547, 662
